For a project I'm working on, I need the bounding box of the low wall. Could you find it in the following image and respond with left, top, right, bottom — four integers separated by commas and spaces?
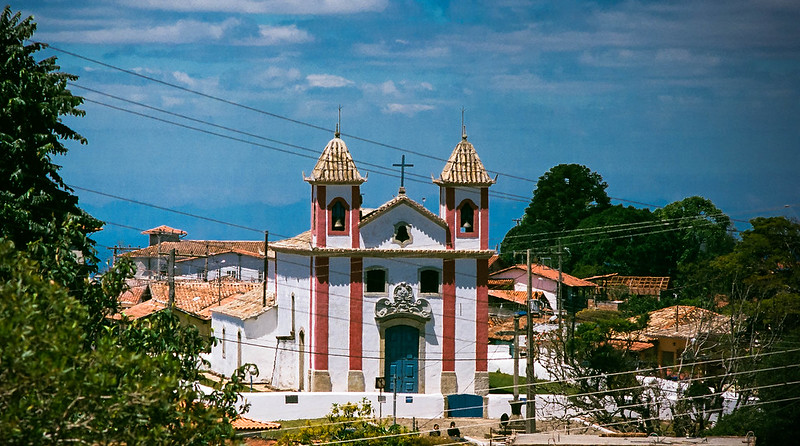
242, 391, 445, 422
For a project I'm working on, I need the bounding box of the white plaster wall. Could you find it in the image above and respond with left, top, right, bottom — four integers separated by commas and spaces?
275, 253, 311, 337
175, 254, 264, 282
452, 187, 482, 251
209, 315, 244, 377
454, 259, 478, 394
328, 256, 351, 391
360, 203, 446, 250
209, 309, 280, 385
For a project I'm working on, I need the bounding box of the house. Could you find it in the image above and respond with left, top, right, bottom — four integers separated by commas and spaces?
611, 305, 731, 369
119, 226, 269, 282
208, 127, 495, 395
119, 281, 261, 337
489, 264, 596, 316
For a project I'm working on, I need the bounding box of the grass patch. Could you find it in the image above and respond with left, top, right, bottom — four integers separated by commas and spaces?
489, 371, 577, 395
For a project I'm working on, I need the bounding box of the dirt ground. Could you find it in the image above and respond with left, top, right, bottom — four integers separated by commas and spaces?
392, 417, 589, 441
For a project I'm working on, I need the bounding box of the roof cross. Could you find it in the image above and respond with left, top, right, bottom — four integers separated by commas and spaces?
392, 154, 414, 189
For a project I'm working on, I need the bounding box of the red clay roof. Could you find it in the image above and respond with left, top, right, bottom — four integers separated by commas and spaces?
492, 264, 597, 288
434, 136, 495, 186
118, 284, 149, 308
148, 282, 261, 320
489, 290, 545, 306
122, 240, 270, 259
304, 136, 365, 184
121, 299, 166, 320
359, 193, 447, 229
231, 416, 281, 431
142, 225, 187, 236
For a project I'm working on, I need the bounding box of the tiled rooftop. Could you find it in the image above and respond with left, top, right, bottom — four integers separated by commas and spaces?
148, 282, 261, 320
434, 136, 495, 186
305, 136, 365, 184
142, 225, 187, 235
211, 286, 275, 320
359, 193, 447, 228
231, 416, 280, 431
492, 264, 597, 288
121, 240, 270, 259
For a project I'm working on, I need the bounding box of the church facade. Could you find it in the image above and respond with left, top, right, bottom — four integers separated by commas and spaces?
209, 128, 495, 395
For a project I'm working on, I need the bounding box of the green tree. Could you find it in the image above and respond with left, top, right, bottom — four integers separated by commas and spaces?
0, 242, 251, 445
0, 7, 251, 444
501, 164, 610, 262
565, 205, 675, 278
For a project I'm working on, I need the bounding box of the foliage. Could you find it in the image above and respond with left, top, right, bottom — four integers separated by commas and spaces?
278, 398, 434, 445
0, 7, 251, 444
0, 241, 251, 445
566, 205, 675, 277
500, 164, 610, 263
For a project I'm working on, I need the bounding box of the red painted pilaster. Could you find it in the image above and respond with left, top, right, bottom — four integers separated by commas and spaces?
480, 188, 489, 250
350, 257, 363, 370
445, 188, 455, 249
315, 186, 326, 247
476, 258, 489, 371
351, 186, 360, 249
442, 259, 456, 372
313, 257, 329, 370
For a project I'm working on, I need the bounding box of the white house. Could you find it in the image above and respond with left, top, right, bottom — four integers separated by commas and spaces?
489, 264, 596, 316
208, 127, 495, 396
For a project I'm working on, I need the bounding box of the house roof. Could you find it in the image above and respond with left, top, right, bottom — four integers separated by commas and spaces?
611, 305, 731, 346
488, 315, 552, 342
231, 416, 281, 431
120, 299, 166, 320
121, 240, 270, 260
489, 290, 545, 306
359, 192, 447, 229
434, 136, 495, 186
118, 284, 149, 308
142, 225, 187, 236
304, 135, 366, 184
211, 286, 275, 320
491, 264, 597, 288
585, 273, 670, 296
488, 278, 514, 288
147, 282, 261, 320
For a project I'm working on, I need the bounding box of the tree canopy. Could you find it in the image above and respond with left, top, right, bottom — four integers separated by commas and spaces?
0, 7, 250, 444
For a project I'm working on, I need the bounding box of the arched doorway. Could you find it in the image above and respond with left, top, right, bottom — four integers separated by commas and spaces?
384, 325, 419, 393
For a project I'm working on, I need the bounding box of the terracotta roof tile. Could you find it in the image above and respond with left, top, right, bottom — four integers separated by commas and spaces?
489, 290, 545, 306
434, 137, 494, 186
142, 225, 187, 236
231, 416, 281, 431
121, 299, 166, 320
121, 240, 270, 259
492, 264, 597, 288
211, 286, 275, 320
148, 282, 261, 320
119, 284, 148, 308
586, 274, 670, 296
305, 136, 365, 184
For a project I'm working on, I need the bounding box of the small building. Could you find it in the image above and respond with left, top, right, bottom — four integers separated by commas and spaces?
489, 264, 596, 316
584, 273, 670, 308
611, 305, 731, 369
119, 226, 269, 282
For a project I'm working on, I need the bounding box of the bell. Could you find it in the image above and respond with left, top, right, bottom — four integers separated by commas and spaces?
333, 218, 345, 231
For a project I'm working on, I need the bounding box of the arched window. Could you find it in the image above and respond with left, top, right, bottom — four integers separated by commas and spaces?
222, 327, 226, 358
328, 198, 349, 234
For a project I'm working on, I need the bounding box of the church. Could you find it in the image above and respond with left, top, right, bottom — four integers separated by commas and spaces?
209, 126, 495, 395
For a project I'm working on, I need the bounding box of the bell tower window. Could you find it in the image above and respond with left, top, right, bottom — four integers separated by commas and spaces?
328, 198, 349, 234
458, 200, 477, 237
392, 221, 413, 247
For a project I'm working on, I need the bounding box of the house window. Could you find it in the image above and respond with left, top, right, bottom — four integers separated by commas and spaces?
365, 268, 387, 294
420, 269, 441, 294
221, 327, 226, 358
330, 199, 347, 232
226, 270, 238, 280
392, 221, 413, 247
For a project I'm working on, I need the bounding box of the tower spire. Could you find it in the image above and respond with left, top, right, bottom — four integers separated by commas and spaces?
335, 104, 342, 138
461, 107, 467, 141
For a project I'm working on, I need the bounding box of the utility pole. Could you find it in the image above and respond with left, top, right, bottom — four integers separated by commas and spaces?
525, 249, 536, 434
513, 315, 520, 403
557, 238, 563, 333
268, 231, 274, 306
168, 248, 175, 309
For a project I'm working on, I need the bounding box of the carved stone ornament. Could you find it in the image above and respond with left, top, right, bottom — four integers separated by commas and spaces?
375, 282, 431, 322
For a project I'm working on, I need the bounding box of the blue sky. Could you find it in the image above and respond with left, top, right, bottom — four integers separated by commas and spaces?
17, 0, 800, 263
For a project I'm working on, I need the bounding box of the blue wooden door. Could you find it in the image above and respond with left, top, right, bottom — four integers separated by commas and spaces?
385, 325, 419, 393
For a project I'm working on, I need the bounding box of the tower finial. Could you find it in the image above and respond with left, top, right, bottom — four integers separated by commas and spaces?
335, 104, 342, 138
461, 107, 467, 140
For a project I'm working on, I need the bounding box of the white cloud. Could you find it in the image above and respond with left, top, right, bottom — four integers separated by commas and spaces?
122, 0, 388, 14
236, 24, 313, 46
306, 74, 354, 88
382, 103, 435, 116
39, 18, 241, 44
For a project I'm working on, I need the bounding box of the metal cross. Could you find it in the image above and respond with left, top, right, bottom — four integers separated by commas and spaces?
392, 155, 414, 188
